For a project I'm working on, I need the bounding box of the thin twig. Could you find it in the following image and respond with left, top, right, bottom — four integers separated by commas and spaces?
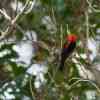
85, 11, 89, 40
0, 9, 11, 21
11, 0, 30, 24
0, 0, 34, 40
52, 25, 63, 79
68, 77, 100, 94
51, 7, 57, 27
66, 24, 70, 34
60, 24, 63, 49
86, 0, 100, 13
24, 0, 36, 14
29, 76, 35, 100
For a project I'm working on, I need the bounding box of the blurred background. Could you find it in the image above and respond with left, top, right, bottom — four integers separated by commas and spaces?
0, 0, 100, 99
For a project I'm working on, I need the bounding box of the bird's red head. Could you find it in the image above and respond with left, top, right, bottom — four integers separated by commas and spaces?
66, 34, 77, 43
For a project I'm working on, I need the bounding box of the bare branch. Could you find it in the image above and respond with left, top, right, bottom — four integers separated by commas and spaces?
86, 0, 100, 13
0, 0, 35, 40
24, 0, 36, 14
0, 9, 11, 21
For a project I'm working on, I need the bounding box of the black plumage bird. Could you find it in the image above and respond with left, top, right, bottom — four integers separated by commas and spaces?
59, 34, 77, 71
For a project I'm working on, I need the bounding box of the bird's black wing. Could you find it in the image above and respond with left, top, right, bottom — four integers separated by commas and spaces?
59, 42, 76, 71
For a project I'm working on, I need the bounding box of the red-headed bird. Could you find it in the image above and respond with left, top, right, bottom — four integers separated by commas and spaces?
59, 34, 77, 71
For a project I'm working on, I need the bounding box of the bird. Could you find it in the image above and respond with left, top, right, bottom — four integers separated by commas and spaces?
59, 34, 77, 71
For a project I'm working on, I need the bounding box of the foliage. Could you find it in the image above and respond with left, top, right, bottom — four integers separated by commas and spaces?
0, 0, 100, 99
